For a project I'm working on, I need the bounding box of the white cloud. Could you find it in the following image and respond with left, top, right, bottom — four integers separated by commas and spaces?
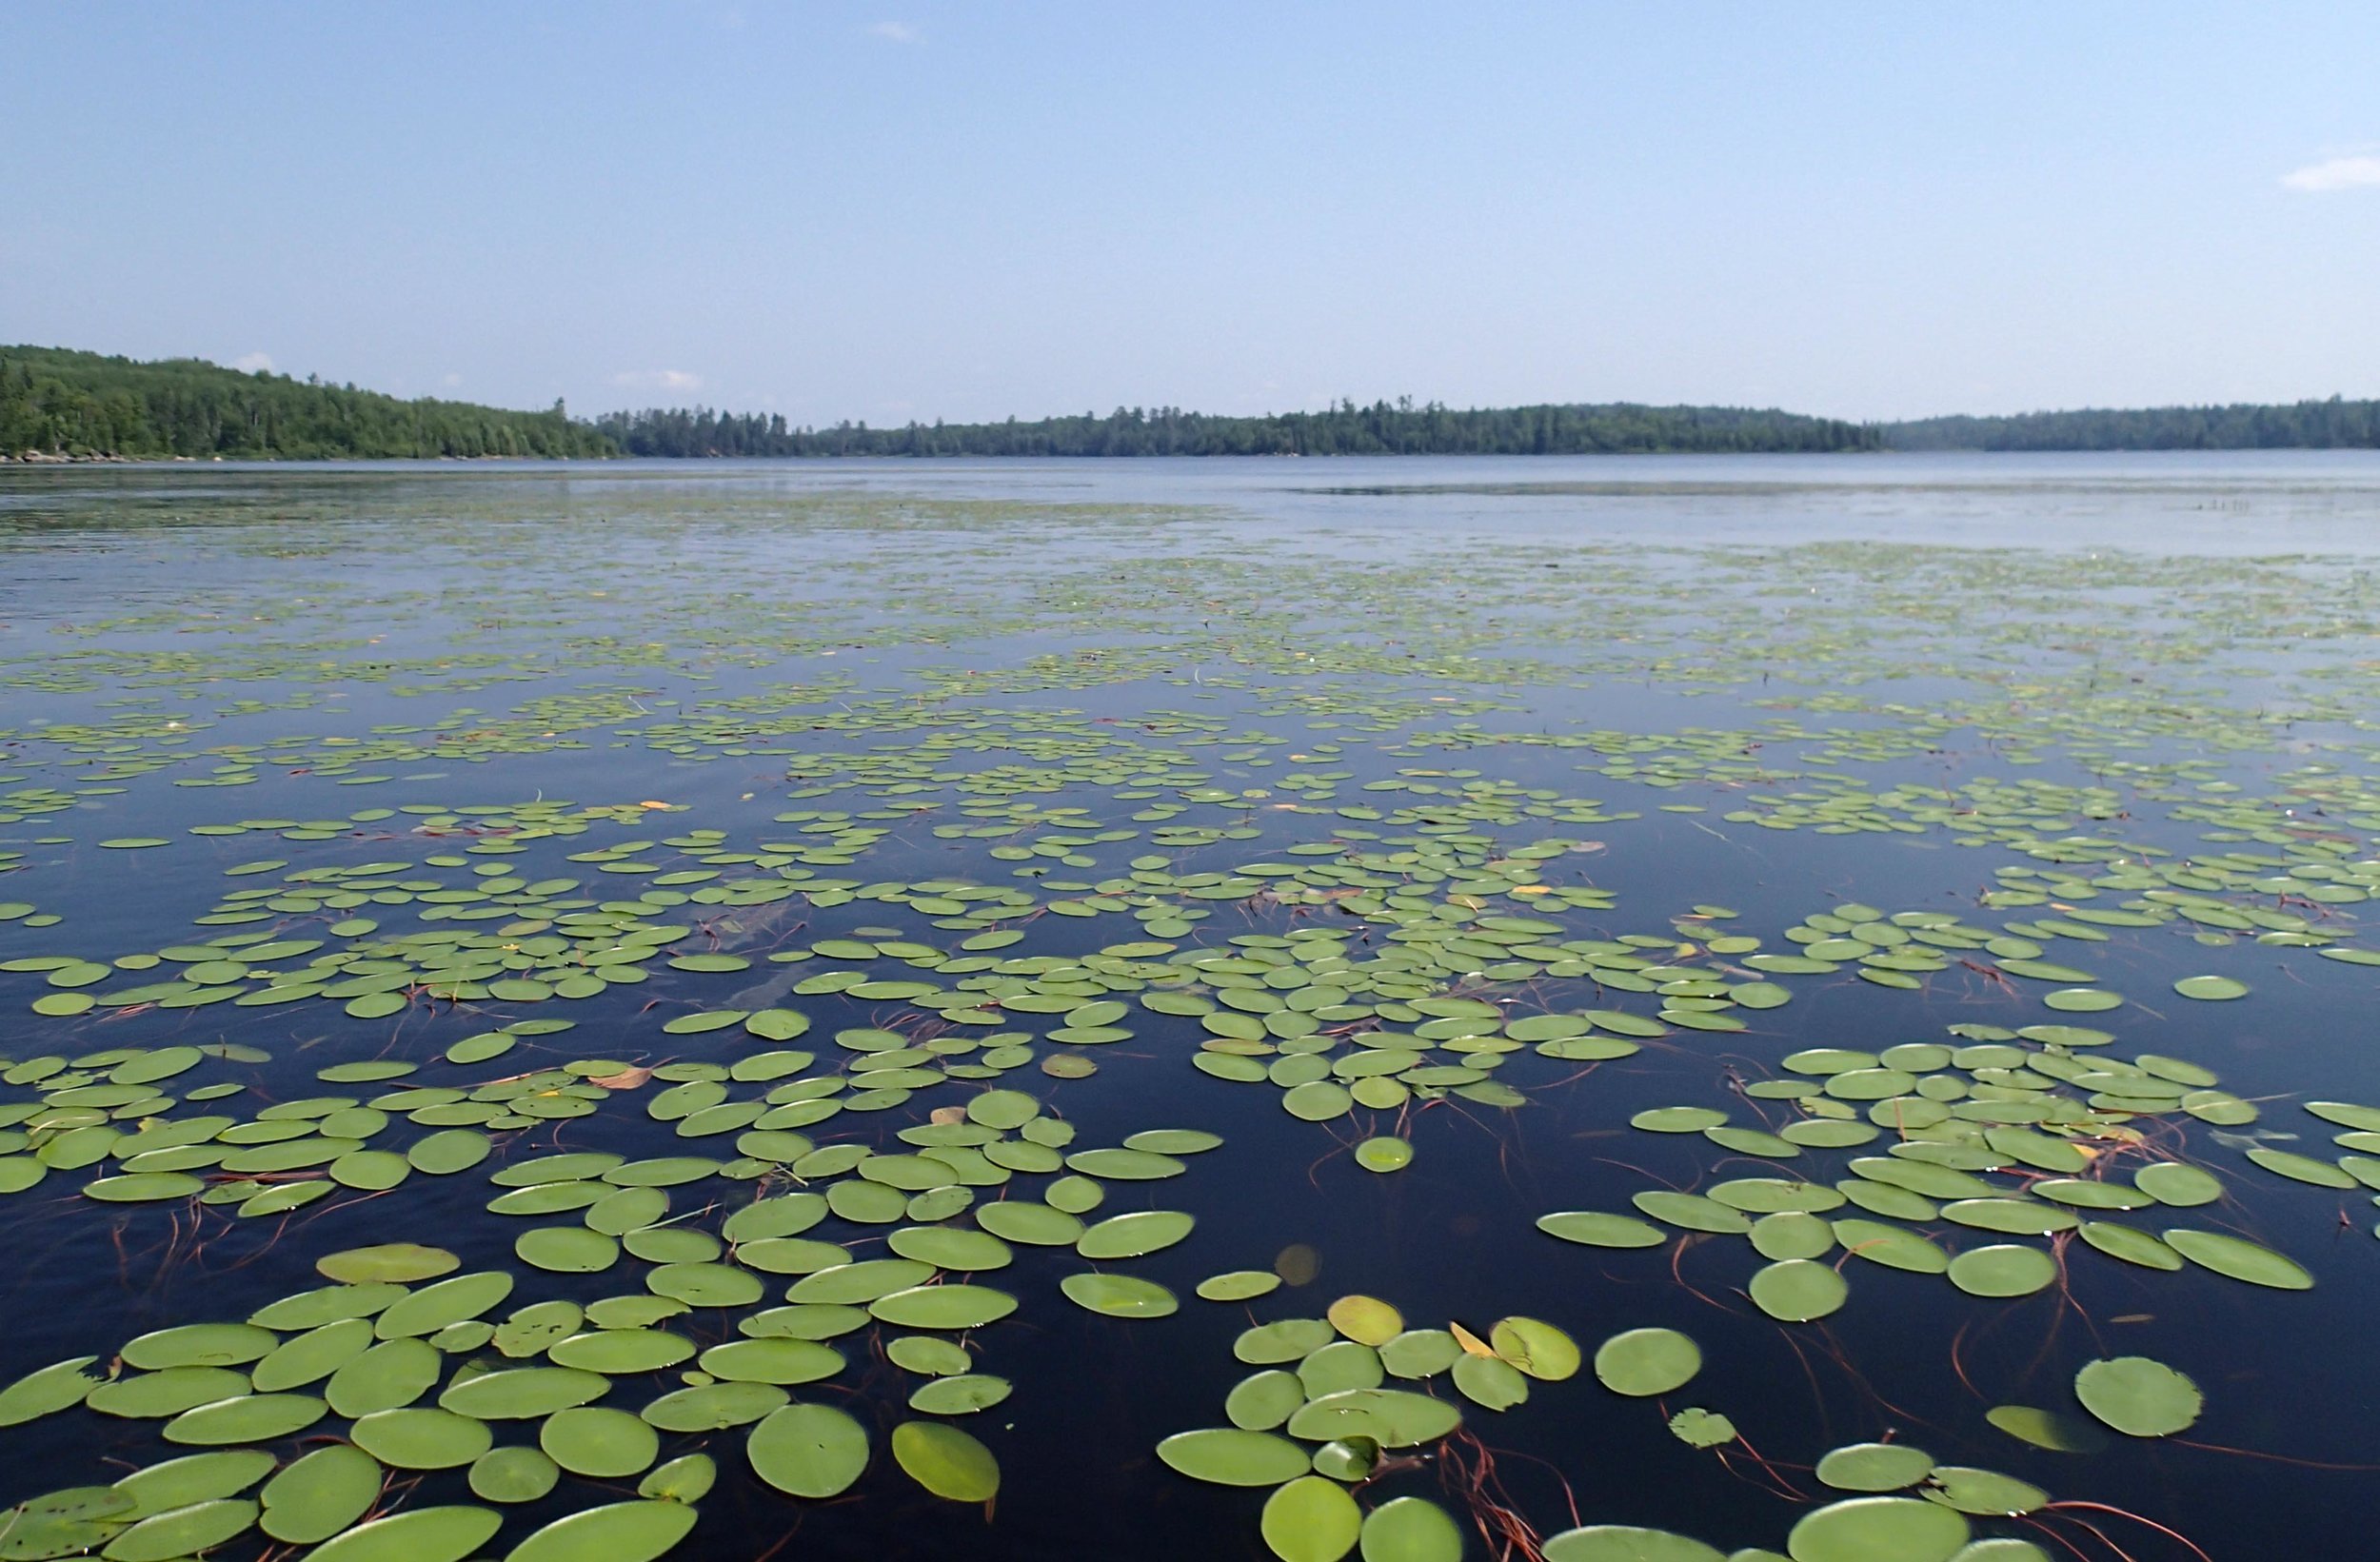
441, 372, 463, 387
2281, 153, 2380, 192
870, 21, 919, 43
609, 368, 704, 393
232, 351, 274, 373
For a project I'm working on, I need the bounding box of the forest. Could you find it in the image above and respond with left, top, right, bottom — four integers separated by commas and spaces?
0, 346, 611, 460
1884, 398, 2380, 450
590, 399, 1878, 457
8, 346, 2378, 461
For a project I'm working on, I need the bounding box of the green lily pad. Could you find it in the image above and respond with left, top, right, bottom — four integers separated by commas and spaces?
1261, 1475, 1361, 1562
1749, 1259, 1848, 1322
438, 1367, 608, 1419
0, 1355, 105, 1427
113, 1450, 276, 1518
1076, 1210, 1196, 1260
506, 1502, 696, 1562
1158, 1427, 1315, 1486
1537, 1211, 1667, 1248
891, 1419, 1000, 1501
163, 1394, 327, 1445
1667, 1408, 1737, 1449
1061, 1273, 1178, 1317
1286, 1388, 1462, 1448
1197, 1270, 1282, 1302
1357, 1496, 1464, 1562
1541, 1528, 1724, 1561
868, 1285, 1019, 1330
641, 1379, 790, 1433
1815, 1441, 1934, 1492
1490, 1316, 1579, 1380
2161, 1228, 2313, 1289
469, 1445, 562, 1504
1593, 1328, 1701, 1397
2073, 1356, 2202, 1436
1946, 1245, 2059, 1297
748, 1402, 870, 1497
1924, 1467, 2047, 1517
100, 1497, 259, 1562
303, 1506, 501, 1562
1786, 1497, 1967, 1561
259, 1444, 381, 1543
540, 1406, 661, 1477
1985, 1405, 2108, 1453
351, 1407, 491, 1469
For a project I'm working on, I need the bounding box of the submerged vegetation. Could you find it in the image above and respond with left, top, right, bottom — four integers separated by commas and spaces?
0, 465, 2378, 1559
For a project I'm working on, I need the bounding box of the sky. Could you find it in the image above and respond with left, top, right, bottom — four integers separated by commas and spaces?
4, 2, 2376, 425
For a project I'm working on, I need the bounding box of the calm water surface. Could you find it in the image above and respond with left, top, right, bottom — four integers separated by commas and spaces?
3, 453, 2379, 1562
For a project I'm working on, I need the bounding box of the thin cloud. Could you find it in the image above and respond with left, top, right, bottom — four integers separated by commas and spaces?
232, 351, 274, 373
869, 21, 919, 43
610, 369, 704, 393
2281, 153, 2380, 192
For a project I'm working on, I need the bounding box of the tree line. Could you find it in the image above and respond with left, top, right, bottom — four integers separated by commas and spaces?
8, 345, 2377, 461
590, 398, 1879, 457
0, 346, 609, 460
1882, 397, 2380, 451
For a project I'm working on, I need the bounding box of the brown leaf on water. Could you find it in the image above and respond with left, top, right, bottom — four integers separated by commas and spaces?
589, 1066, 654, 1091
930, 1106, 968, 1125
1451, 1320, 1498, 1358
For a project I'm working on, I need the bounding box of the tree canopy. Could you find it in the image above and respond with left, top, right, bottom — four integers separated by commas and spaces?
8, 345, 2374, 461
0, 346, 609, 460
1883, 397, 2380, 451
590, 398, 1879, 457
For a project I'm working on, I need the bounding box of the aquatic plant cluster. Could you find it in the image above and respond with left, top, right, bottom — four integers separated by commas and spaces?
3, 470, 2380, 1560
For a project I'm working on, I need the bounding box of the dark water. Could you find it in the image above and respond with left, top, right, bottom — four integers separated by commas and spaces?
6, 454, 2380, 1562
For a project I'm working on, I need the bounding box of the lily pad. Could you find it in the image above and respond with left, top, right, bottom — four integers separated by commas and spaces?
1061, 1273, 1178, 1317
891, 1419, 1000, 1502
2073, 1355, 2202, 1436
748, 1402, 870, 1497
1593, 1328, 1701, 1397
1261, 1475, 1362, 1562
1158, 1427, 1315, 1486
1786, 1497, 1967, 1562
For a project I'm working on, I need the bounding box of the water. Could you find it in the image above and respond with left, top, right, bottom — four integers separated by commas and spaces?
4, 452, 2379, 1561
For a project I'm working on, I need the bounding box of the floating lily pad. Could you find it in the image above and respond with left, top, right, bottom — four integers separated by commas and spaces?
1261, 1475, 1361, 1562
2073, 1356, 2202, 1436
540, 1406, 660, 1477
1593, 1328, 1701, 1397
1786, 1496, 1967, 1561
297, 1505, 500, 1562
1749, 1259, 1848, 1322
1061, 1273, 1178, 1317
1158, 1427, 1315, 1486
891, 1420, 1000, 1501
2161, 1228, 2313, 1289
748, 1402, 869, 1497
1537, 1211, 1667, 1249
259, 1444, 381, 1543
1815, 1441, 1934, 1492
1541, 1528, 1724, 1561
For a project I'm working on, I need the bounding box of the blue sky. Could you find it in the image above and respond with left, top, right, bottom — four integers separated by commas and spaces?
5, 2, 2375, 423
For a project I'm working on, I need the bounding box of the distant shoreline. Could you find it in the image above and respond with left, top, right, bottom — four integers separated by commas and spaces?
9, 346, 2377, 461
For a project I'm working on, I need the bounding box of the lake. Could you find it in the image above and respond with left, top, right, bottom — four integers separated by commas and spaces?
4, 451, 2379, 1562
